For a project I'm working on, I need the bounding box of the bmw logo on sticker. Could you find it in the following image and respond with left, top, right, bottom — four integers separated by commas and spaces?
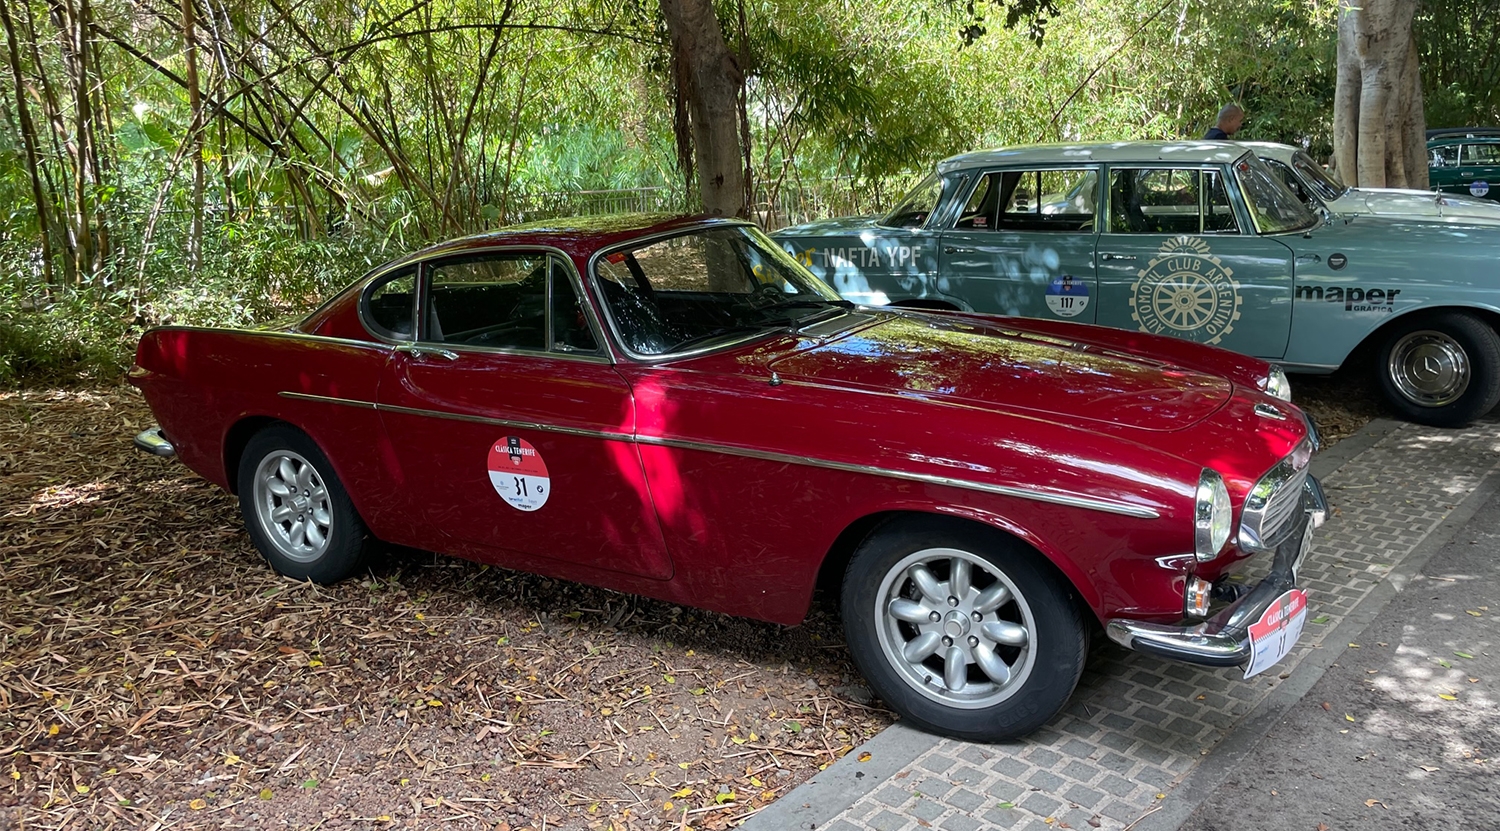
1045, 274, 1090, 318
1471, 180, 1491, 198
488, 436, 550, 511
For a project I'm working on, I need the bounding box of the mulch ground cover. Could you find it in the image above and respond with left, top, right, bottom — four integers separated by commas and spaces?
0, 388, 889, 830
0, 374, 1385, 830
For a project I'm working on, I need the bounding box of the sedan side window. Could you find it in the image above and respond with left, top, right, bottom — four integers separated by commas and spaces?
1461, 143, 1500, 165
550, 260, 599, 353
424, 254, 548, 350
1431, 145, 1459, 168
1109, 169, 1238, 234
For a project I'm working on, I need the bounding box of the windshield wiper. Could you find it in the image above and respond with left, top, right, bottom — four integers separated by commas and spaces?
760, 297, 855, 314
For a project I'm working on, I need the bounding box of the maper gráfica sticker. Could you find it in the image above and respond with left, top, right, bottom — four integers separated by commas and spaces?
1045, 274, 1090, 318
488, 437, 550, 511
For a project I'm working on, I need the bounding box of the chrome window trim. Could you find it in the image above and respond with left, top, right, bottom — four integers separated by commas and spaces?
277, 391, 1160, 520
147, 325, 395, 353
584, 221, 844, 364
414, 246, 611, 362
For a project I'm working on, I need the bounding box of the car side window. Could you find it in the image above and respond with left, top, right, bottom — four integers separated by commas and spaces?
955, 174, 996, 229
1109, 168, 1236, 234
1003, 169, 1097, 232
1431, 145, 1459, 168
423, 254, 548, 350
1461, 143, 1500, 165
363, 267, 417, 340
550, 259, 599, 353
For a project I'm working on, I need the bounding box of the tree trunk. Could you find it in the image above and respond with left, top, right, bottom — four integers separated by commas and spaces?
0, 0, 58, 287
659, 0, 747, 217
182, 0, 205, 271
1334, 0, 1428, 189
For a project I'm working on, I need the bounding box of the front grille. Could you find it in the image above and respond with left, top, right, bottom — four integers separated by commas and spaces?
1238, 439, 1313, 552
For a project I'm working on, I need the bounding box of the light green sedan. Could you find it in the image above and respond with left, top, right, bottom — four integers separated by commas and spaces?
773, 141, 1500, 427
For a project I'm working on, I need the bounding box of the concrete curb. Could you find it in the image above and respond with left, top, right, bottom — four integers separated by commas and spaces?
740, 415, 1435, 831
741, 724, 940, 830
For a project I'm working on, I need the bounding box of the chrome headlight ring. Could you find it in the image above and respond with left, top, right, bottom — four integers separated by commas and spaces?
1195, 469, 1233, 562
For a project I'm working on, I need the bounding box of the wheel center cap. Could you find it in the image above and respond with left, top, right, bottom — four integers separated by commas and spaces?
291, 496, 309, 511
942, 610, 970, 639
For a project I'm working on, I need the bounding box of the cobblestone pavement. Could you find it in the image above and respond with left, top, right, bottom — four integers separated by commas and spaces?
772, 416, 1500, 831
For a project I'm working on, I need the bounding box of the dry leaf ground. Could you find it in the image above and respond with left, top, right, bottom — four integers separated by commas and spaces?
0, 388, 889, 830
0, 377, 1381, 830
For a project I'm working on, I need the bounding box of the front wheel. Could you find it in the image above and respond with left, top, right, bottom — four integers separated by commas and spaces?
841, 518, 1086, 741
1377, 312, 1500, 427
237, 424, 368, 584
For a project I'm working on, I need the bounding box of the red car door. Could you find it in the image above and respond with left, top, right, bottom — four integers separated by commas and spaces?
376, 250, 672, 581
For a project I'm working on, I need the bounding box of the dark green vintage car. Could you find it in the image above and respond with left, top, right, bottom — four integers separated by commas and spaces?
1428, 128, 1500, 200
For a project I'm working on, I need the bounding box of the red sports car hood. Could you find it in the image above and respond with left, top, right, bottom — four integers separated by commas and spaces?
768, 314, 1232, 431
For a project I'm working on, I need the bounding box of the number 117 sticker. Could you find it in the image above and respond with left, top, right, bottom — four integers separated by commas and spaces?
488, 437, 550, 511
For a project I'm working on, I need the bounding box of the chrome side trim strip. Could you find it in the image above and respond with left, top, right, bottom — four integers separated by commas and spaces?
635, 435, 1161, 519
278, 391, 377, 410
278, 392, 1160, 519
376, 403, 634, 442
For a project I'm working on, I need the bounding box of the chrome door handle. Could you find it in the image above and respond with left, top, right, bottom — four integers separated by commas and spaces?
398, 343, 459, 361
1100, 253, 1136, 261
1296, 254, 1321, 264
944, 246, 975, 255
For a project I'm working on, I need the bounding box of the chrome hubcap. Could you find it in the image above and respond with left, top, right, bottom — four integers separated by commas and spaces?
875, 548, 1036, 709
252, 450, 332, 563
1389, 330, 1470, 407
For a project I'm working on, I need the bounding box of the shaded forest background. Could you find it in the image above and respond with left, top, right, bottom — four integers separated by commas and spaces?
0, 0, 1494, 384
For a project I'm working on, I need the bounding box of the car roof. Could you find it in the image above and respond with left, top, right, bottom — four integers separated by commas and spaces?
381, 214, 749, 269
935, 141, 1250, 173
1427, 127, 1500, 141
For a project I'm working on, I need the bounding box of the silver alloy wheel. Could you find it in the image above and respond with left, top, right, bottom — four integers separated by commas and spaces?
1388, 329, 1471, 407
873, 547, 1037, 709
252, 449, 333, 564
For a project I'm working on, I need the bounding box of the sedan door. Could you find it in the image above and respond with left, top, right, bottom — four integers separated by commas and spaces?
376, 250, 672, 581
1094, 166, 1295, 360
1456, 143, 1500, 199
937, 166, 1101, 321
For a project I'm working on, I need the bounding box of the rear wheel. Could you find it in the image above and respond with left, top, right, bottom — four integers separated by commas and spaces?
841, 518, 1086, 741
237, 424, 367, 583
1377, 311, 1500, 427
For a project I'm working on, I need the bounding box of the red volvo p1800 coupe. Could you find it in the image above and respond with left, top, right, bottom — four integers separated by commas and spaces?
130, 215, 1326, 740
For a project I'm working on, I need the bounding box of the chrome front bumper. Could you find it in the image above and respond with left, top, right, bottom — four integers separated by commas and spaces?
1105, 475, 1328, 668
133, 426, 176, 457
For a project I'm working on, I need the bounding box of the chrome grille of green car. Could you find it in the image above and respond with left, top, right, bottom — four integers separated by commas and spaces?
1237, 438, 1313, 552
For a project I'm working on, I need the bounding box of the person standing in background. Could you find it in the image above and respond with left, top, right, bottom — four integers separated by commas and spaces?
1204, 103, 1244, 139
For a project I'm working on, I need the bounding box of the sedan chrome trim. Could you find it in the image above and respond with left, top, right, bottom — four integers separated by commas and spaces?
278, 391, 378, 410
277, 391, 1161, 519
635, 436, 1162, 519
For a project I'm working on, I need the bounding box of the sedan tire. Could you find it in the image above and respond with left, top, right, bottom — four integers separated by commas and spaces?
841, 517, 1086, 741
1377, 311, 1500, 427
237, 424, 367, 584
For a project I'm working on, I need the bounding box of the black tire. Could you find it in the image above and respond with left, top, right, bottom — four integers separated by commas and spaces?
841, 516, 1087, 741
236, 424, 367, 583
1376, 311, 1500, 427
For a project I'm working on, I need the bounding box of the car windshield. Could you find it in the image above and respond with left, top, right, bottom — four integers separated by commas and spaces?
593, 224, 849, 358
1291, 150, 1347, 201
1233, 154, 1319, 234
880, 173, 943, 228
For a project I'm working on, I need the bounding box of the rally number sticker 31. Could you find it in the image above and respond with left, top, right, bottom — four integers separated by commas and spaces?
488, 437, 550, 511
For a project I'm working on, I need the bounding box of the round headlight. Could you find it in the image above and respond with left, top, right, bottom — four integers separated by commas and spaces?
1264, 366, 1292, 401
1195, 469, 1233, 562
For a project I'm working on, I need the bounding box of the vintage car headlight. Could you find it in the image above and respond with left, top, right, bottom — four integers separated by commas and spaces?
1195, 469, 1233, 562
1263, 367, 1292, 401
